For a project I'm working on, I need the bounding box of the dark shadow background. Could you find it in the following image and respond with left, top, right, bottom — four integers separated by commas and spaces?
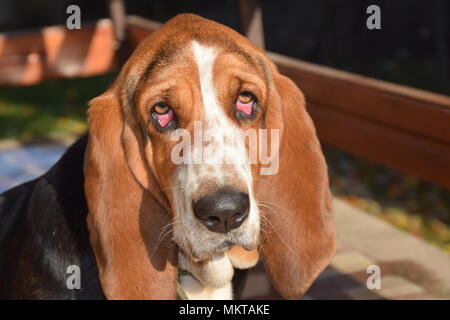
0, 0, 448, 95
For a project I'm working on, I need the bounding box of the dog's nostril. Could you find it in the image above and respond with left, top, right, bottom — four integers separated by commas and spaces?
235, 212, 246, 220
205, 216, 220, 225
193, 190, 250, 234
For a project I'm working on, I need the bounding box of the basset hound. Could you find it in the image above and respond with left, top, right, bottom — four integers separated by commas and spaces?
0, 14, 335, 300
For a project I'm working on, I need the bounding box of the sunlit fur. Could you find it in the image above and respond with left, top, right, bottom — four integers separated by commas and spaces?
84, 14, 335, 300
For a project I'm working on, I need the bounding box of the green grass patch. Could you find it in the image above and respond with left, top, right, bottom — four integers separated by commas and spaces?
0, 73, 117, 142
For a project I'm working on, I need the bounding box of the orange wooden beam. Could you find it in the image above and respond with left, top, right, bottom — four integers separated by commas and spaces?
0, 19, 117, 86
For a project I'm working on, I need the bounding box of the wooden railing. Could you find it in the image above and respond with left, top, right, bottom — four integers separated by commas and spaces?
0, 16, 449, 190
272, 53, 450, 190
0, 19, 117, 86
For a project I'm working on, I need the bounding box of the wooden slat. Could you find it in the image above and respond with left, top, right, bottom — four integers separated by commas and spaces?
270, 53, 450, 145
238, 0, 265, 49
309, 102, 450, 189
108, 0, 127, 44
0, 16, 159, 86
0, 19, 117, 86
268, 53, 450, 189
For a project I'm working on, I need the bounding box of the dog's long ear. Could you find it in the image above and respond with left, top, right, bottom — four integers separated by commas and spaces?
84, 89, 178, 299
257, 72, 336, 299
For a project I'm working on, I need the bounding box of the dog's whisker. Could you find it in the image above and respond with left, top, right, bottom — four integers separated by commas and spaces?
150, 219, 184, 259
258, 200, 295, 216
257, 202, 281, 218
257, 211, 299, 260
258, 210, 277, 234
160, 185, 186, 191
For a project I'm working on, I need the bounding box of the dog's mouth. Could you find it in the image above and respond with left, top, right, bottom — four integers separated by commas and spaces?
176, 235, 257, 262
218, 240, 234, 250
177, 239, 233, 261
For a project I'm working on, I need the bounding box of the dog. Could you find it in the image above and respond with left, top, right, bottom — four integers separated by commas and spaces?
0, 14, 335, 299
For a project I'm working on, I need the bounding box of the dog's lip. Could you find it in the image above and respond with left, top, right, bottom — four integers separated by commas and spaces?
241, 242, 257, 251
216, 240, 258, 252
176, 235, 258, 261
217, 240, 234, 250
178, 240, 233, 261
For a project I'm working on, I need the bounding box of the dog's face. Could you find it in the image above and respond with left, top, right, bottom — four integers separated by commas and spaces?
129, 36, 272, 260
85, 14, 335, 299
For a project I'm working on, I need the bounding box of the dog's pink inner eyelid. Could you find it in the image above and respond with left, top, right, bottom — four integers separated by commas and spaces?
154, 109, 174, 127
236, 99, 253, 115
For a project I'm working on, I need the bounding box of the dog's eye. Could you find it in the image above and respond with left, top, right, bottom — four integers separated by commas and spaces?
235, 92, 257, 119
151, 102, 177, 131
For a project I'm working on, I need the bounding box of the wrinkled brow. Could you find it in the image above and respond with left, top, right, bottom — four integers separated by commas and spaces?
225, 45, 256, 69
125, 42, 180, 107
223, 42, 271, 92
124, 38, 271, 108
141, 42, 180, 82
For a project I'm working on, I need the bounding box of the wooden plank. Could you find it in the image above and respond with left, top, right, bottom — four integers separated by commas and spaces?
309, 102, 450, 189
108, 0, 128, 65
0, 16, 157, 86
0, 19, 117, 86
238, 0, 265, 49
270, 53, 450, 145
108, 0, 127, 44
268, 53, 450, 188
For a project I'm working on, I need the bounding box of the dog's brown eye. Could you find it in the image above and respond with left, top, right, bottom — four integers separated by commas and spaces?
238, 92, 254, 104
235, 91, 257, 119
151, 102, 177, 131
154, 103, 170, 115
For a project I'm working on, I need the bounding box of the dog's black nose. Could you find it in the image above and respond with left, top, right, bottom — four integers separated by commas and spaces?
193, 190, 250, 233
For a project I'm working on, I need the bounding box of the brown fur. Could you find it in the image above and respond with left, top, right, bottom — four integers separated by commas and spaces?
84, 14, 335, 299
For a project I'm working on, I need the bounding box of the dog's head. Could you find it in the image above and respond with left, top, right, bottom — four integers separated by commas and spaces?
84, 14, 335, 299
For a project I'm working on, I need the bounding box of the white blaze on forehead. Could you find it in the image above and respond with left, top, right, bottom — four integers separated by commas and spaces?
191, 40, 247, 171
191, 40, 224, 183
190, 39, 258, 187
191, 40, 219, 124
168, 41, 260, 259
190, 39, 259, 230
